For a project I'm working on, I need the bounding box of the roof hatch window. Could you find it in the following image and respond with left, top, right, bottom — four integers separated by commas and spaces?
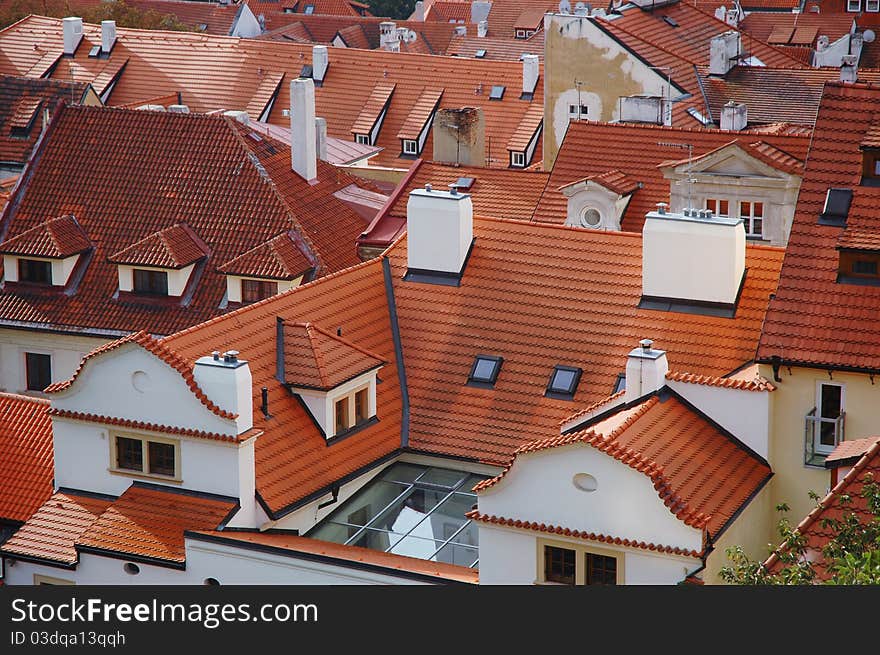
818, 188, 853, 226
546, 365, 582, 399
468, 355, 503, 387
454, 177, 475, 190
489, 85, 506, 100
475, 49, 487, 58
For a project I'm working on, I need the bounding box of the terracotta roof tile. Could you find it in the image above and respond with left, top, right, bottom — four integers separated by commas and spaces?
8, 97, 42, 131
282, 321, 386, 389
397, 87, 443, 140
217, 231, 312, 280
351, 83, 396, 136
0, 393, 54, 523
191, 530, 478, 583
756, 82, 880, 370
825, 437, 880, 466
0, 215, 91, 259
665, 370, 775, 392
506, 103, 542, 152
836, 226, 880, 251
0, 104, 371, 335
558, 170, 642, 197
279, 0, 369, 17
765, 439, 880, 579
1, 491, 112, 566
425, 1, 471, 24
246, 70, 285, 121
108, 223, 209, 269
513, 7, 547, 31
91, 58, 128, 97
466, 511, 703, 558
76, 485, 237, 565
445, 31, 545, 62
740, 12, 854, 47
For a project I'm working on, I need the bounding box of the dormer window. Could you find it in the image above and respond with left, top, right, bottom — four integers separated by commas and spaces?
0, 215, 91, 289
546, 365, 582, 399
241, 279, 278, 303
18, 259, 52, 285
510, 151, 526, 168
862, 151, 880, 186
837, 243, 880, 286
217, 231, 312, 306
402, 139, 418, 155
355, 134, 371, 145
468, 355, 503, 388
133, 268, 168, 296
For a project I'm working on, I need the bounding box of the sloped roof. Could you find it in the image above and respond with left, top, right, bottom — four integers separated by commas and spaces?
665, 370, 775, 392
0, 215, 91, 259
107, 223, 208, 269
506, 103, 543, 152
0, 393, 54, 524
0, 490, 113, 566
0, 16, 542, 170
558, 170, 642, 197
397, 87, 443, 140
757, 82, 880, 370
825, 436, 880, 467
76, 484, 237, 565
351, 83, 396, 135
445, 31, 545, 62
281, 0, 370, 16
740, 12, 854, 48
764, 439, 880, 579
217, 231, 312, 280
475, 391, 772, 538
281, 321, 386, 390
0, 104, 373, 336
534, 120, 810, 230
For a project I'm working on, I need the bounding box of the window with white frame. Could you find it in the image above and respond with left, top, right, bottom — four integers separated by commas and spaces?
848, 0, 861, 10
704, 198, 729, 216
402, 139, 418, 155
516, 29, 526, 38
332, 385, 373, 436
111, 433, 180, 479
355, 134, 370, 145
868, 0, 879, 11
739, 201, 764, 238
510, 151, 526, 168
568, 104, 589, 121
814, 382, 845, 456
539, 541, 621, 585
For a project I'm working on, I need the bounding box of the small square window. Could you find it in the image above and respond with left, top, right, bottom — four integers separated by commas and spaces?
402, 139, 418, 155
25, 352, 51, 391
489, 85, 505, 100
304, 4, 315, 14
852, 259, 878, 275
133, 269, 168, 296
116, 436, 143, 472
148, 441, 176, 477
819, 188, 853, 225
18, 259, 52, 285
586, 552, 617, 585
511, 151, 526, 168
475, 49, 487, 58
468, 355, 503, 387
355, 134, 370, 145
546, 365, 582, 398
544, 546, 576, 584
241, 279, 278, 303
848, 0, 861, 10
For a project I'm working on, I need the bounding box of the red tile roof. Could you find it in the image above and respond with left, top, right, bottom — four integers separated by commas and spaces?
425, 1, 471, 24
836, 226, 880, 251
507, 103, 543, 152
0, 393, 54, 524
280, 0, 370, 17
0, 75, 91, 168
475, 392, 771, 537
281, 321, 386, 390
0, 16, 542, 170
466, 511, 703, 558
558, 170, 642, 197
445, 31, 545, 62
533, 120, 810, 230
740, 12, 854, 48
825, 437, 880, 466
0, 104, 373, 336
1, 491, 112, 566
163, 214, 783, 514
351, 83, 396, 136
757, 82, 880, 370
0, 215, 91, 259
191, 530, 479, 582
397, 87, 443, 140
76, 484, 237, 565
217, 231, 312, 280
107, 223, 209, 269
665, 370, 775, 392
764, 439, 880, 579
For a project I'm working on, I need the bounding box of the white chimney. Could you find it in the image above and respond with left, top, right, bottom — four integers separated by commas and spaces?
290, 78, 317, 182
709, 30, 741, 76
168, 104, 190, 114
101, 20, 117, 54
406, 185, 473, 277
642, 208, 746, 306
624, 339, 669, 403
841, 54, 858, 83
619, 95, 666, 125
62, 17, 83, 56
477, 20, 488, 38
315, 116, 328, 161
725, 8, 739, 26
313, 45, 328, 84
471, 1, 492, 24
455, 25, 467, 36
413, 1, 426, 21
193, 350, 254, 434
522, 54, 539, 98
720, 100, 747, 131
380, 21, 399, 50
223, 110, 249, 124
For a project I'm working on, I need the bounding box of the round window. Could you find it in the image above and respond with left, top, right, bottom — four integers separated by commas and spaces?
124, 562, 140, 575
204, 577, 220, 586
580, 208, 602, 228
572, 473, 598, 492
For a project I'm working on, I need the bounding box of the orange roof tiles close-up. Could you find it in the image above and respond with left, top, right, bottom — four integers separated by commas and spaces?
107, 223, 209, 270
0, 393, 54, 524
0, 214, 91, 259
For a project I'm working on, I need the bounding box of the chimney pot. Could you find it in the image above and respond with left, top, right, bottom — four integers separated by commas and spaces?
640, 338, 653, 352
425, 183, 432, 192
212, 351, 221, 361
656, 202, 668, 215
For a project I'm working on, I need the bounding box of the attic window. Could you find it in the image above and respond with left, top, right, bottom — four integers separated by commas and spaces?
475, 49, 487, 58
468, 355, 503, 387
88, 45, 101, 58
613, 373, 626, 394
861, 150, 880, 186
838, 249, 880, 286
454, 177, 475, 190
546, 366, 582, 399
510, 151, 526, 168
489, 85, 506, 100
355, 134, 371, 145
133, 269, 169, 296
300, 64, 313, 78
305, 4, 315, 13
402, 139, 419, 155
818, 188, 853, 226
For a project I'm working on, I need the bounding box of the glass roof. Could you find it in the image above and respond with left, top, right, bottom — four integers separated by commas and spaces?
307, 462, 488, 569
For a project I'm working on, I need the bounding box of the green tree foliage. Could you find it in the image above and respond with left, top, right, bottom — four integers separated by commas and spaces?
1, 1, 195, 32
365, 0, 417, 20
721, 475, 880, 585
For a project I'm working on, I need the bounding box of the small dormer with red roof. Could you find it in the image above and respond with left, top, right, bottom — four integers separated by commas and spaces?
217, 231, 313, 305
275, 320, 386, 441
558, 170, 641, 231
0, 215, 92, 290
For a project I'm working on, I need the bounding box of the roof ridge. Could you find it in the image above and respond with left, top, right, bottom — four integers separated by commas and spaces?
303, 321, 388, 364
305, 323, 331, 388
665, 370, 776, 392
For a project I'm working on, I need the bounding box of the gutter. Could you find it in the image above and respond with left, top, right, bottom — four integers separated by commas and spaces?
357, 158, 423, 251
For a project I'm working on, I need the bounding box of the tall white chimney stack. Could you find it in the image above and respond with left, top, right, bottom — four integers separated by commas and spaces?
624, 339, 669, 403
101, 20, 117, 54
62, 17, 83, 56
315, 116, 328, 161
522, 54, 540, 98
471, 1, 492, 24
477, 20, 488, 38
290, 78, 317, 182
406, 185, 474, 278
192, 350, 254, 435
312, 44, 328, 85
720, 100, 747, 131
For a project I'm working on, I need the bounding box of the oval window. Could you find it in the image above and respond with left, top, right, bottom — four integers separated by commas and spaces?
580, 208, 601, 228
572, 473, 598, 492
124, 562, 140, 575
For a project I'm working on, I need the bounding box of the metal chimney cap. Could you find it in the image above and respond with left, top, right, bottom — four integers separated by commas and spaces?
656, 202, 668, 215
425, 183, 432, 192
212, 351, 221, 361
639, 338, 654, 352
222, 350, 240, 363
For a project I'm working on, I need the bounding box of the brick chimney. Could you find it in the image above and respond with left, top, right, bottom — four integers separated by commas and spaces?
406, 184, 474, 280
720, 101, 747, 131
709, 31, 741, 76
433, 107, 486, 167
290, 78, 317, 182
624, 339, 669, 403
62, 17, 83, 56
101, 20, 117, 54
193, 350, 253, 435
313, 44, 328, 85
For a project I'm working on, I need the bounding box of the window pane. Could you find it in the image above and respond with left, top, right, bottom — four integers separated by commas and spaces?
471, 358, 497, 380
389, 534, 444, 559
308, 521, 364, 544
25, 352, 51, 391
449, 519, 479, 546
18, 259, 52, 284
334, 397, 349, 433
544, 546, 576, 584
148, 441, 175, 476
367, 487, 448, 534
354, 388, 369, 424
418, 467, 468, 489
133, 269, 168, 295
550, 368, 578, 393
379, 463, 424, 484
325, 480, 408, 529
348, 527, 398, 551
241, 279, 277, 303
420, 492, 474, 537
116, 437, 143, 471
586, 553, 617, 585
433, 542, 479, 567
820, 384, 842, 419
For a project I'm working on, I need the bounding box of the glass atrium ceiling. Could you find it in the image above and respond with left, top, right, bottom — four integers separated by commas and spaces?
307, 463, 488, 569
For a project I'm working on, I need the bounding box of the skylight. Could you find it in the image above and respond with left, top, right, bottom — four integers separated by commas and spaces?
489, 85, 506, 100
475, 49, 487, 58
614, 373, 626, 394
304, 4, 315, 14
300, 64, 313, 79
88, 45, 101, 58
468, 355, 503, 387
454, 177, 475, 190
546, 365, 582, 398
819, 188, 853, 226
308, 463, 488, 568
